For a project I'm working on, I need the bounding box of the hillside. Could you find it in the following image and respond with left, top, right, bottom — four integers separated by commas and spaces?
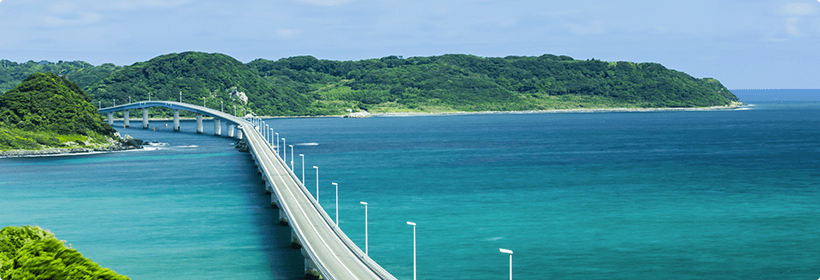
2, 52, 739, 117
248, 54, 738, 114
0, 73, 123, 152
0, 59, 121, 93
0, 226, 130, 280
84, 52, 312, 117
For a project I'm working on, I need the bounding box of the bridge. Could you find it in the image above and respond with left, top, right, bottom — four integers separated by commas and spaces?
99, 101, 397, 280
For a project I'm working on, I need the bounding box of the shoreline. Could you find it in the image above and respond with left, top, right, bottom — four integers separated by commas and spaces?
373, 103, 744, 117
252, 103, 745, 118
0, 135, 144, 159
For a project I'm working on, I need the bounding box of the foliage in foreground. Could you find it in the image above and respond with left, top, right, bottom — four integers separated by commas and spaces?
0, 225, 129, 280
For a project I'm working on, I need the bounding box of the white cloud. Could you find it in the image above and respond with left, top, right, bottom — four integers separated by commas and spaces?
276, 28, 300, 40
109, 0, 193, 11
293, 0, 357, 7
565, 21, 606, 35
778, 2, 815, 16
786, 17, 801, 36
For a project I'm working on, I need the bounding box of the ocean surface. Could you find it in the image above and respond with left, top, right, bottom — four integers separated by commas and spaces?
2, 101, 819, 279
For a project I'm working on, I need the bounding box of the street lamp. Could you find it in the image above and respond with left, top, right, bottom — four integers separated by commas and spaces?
332, 182, 339, 225
282, 138, 286, 163
269, 128, 273, 145
179, 91, 182, 103
148, 92, 151, 101
500, 248, 513, 280
221, 100, 223, 112
128, 96, 131, 103
98, 101, 101, 109
407, 221, 417, 280
289, 145, 294, 170
312, 166, 319, 203
203, 97, 206, 107
300, 154, 305, 184
360, 201, 368, 255
275, 133, 280, 154
113, 99, 116, 106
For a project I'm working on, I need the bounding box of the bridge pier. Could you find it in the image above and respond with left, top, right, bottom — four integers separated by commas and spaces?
214, 119, 221, 136
302, 248, 322, 279
279, 208, 289, 225
228, 124, 235, 138
123, 110, 130, 128
292, 230, 302, 248
107, 112, 114, 125
237, 128, 243, 140
173, 110, 180, 131
196, 114, 203, 134
142, 109, 149, 129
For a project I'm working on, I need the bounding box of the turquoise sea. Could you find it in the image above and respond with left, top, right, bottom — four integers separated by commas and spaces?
1, 101, 819, 279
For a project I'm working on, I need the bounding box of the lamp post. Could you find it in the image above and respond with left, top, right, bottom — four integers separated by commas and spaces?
179, 91, 182, 103
360, 201, 368, 255
282, 138, 286, 163
289, 145, 294, 170
300, 154, 305, 184
500, 248, 513, 280
203, 97, 206, 107
234, 105, 236, 116
332, 182, 339, 225
269, 128, 273, 145
312, 166, 319, 203
275, 133, 280, 154
148, 92, 151, 101
128, 96, 131, 103
98, 101, 101, 109
113, 99, 116, 106
407, 221, 417, 280
221, 100, 223, 112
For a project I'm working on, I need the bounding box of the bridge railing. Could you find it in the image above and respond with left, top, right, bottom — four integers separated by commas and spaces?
244, 125, 336, 279
249, 123, 397, 280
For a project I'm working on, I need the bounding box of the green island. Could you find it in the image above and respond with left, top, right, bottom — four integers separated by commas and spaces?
1, 52, 740, 118
0, 225, 129, 280
0, 73, 140, 153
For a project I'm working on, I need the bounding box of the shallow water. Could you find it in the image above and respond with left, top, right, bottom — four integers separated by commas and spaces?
2, 101, 819, 279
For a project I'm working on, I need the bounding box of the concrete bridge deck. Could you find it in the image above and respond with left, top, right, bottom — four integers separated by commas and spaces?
99, 102, 396, 280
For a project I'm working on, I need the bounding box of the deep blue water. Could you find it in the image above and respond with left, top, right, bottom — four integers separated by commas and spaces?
2, 101, 819, 279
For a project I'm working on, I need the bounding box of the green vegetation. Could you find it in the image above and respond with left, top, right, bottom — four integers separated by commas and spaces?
0, 59, 121, 93
0, 73, 116, 151
248, 54, 738, 114
85, 52, 311, 117
0, 225, 129, 280
1, 52, 738, 118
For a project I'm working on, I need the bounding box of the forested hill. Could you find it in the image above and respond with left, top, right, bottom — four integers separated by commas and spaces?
85, 52, 312, 116
248, 54, 738, 114
2, 52, 738, 116
0, 73, 117, 151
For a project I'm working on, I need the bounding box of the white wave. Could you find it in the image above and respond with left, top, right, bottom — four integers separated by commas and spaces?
297, 143, 319, 146
175, 145, 198, 148
485, 237, 503, 241
146, 142, 169, 147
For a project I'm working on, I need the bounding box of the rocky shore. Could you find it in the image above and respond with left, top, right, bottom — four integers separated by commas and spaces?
0, 134, 144, 158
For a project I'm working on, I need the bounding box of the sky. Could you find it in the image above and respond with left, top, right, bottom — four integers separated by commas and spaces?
0, 0, 819, 89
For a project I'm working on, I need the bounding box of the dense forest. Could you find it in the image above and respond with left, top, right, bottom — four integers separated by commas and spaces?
0, 226, 130, 280
0, 73, 116, 150
1, 52, 738, 117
